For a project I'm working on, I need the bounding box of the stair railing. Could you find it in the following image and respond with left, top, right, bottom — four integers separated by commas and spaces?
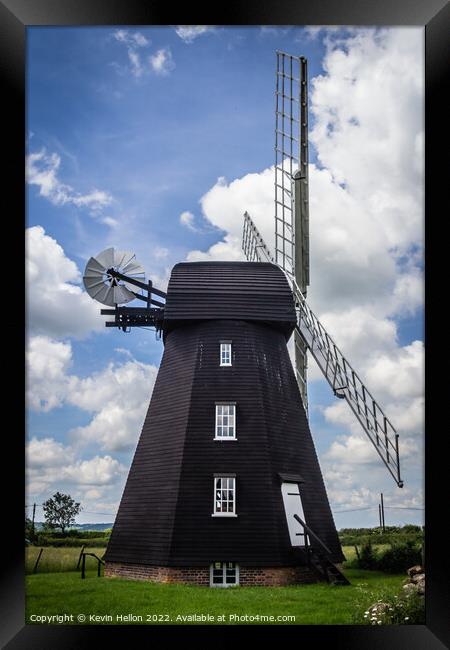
293, 514, 332, 556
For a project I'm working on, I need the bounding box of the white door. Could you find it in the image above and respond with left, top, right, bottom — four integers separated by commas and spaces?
281, 482, 308, 547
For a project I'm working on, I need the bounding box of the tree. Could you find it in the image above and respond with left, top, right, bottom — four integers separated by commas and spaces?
358, 539, 378, 570
25, 516, 34, 543
42, 492, 81, 535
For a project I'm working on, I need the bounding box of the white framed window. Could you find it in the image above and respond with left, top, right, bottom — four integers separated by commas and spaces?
212, 476, 237, 516
220, 342, 232, 366
215, 403, 236, 440
210, 561, 239, 587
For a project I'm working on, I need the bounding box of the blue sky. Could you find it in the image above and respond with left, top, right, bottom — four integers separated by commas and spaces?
26, 26, 424, 529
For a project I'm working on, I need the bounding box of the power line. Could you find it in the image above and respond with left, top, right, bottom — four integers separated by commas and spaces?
333, 505, 424, 513
333, 507, 377, 513
384, 506, 424, 511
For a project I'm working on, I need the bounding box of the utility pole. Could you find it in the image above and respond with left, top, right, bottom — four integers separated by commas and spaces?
380, 493, 385, 532
31, 503, 36, 540
378, 503, 382, 532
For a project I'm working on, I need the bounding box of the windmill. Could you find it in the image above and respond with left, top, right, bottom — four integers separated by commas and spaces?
82, 52, 402, 588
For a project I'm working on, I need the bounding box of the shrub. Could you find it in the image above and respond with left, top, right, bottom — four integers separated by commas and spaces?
377, 542, 422, 574
347, 540, 423, 573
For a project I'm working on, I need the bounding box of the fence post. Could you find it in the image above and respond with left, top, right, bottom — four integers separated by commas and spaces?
77, 544, 86, 570
33, 548, 44, 574
81, 553, 86, 579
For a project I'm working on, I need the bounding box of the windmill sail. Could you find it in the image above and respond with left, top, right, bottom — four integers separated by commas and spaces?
275, 51, 309, 288
242, 212, 274, 263
82, 248, 145, 307
241, 211, 403, 488
274, 51, 310, 413
292, 280, 403, 488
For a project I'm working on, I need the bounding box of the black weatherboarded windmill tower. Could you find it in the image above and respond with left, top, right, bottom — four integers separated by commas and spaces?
83, 53, 403, 587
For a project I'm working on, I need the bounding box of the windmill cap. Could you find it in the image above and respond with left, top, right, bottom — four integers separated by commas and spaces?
163, 261, 296, 339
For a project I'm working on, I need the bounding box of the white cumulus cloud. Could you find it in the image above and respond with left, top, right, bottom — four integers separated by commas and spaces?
26, 332, 158, 452
26, 226, 104, 339
26, 437, 75, 468
68, 359, 158, 452
60, 455, 126, 486
365, 340, 424, 401
26, 439, 127, 506
310, 28, 424, 254
26, 337, 72, 412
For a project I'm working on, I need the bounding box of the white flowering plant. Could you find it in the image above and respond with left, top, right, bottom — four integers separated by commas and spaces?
353, 588, 425, 625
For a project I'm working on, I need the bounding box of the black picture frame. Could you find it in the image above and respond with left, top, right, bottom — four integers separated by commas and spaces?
2, 0, 448, 647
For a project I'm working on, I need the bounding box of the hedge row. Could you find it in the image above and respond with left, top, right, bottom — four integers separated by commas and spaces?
339, 525, 422, 536
36, 529, 111, 538
340, 533, 423, 546
34, 536, 109, 547
338, 525, 423, 547
345, 540, 423, 573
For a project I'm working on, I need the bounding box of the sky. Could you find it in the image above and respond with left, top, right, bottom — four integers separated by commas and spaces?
25, 25, 424, 530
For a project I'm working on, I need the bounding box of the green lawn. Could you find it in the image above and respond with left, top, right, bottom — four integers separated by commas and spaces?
26, 568, 405, 625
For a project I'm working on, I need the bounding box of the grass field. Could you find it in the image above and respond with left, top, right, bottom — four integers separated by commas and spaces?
26, 544, 390, 575
341, 544, 391, 562
26, 567, 405, 626
26, 546, 106, 574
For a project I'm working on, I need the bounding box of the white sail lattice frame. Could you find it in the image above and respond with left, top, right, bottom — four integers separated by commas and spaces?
241, 211, 403, 488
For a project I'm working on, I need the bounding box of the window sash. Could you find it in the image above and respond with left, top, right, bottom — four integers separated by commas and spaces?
220, 342, 232, 366
214, 477, 236, 514
210, 562, 239, 587
215, 404, 236, 439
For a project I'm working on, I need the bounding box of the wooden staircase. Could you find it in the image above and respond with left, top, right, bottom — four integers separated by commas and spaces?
293, 513, 350, 586
308, 549, 350, 585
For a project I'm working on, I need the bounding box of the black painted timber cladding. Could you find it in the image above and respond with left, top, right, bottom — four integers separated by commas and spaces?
105, 263, 344, 567
163, 261, 297, 339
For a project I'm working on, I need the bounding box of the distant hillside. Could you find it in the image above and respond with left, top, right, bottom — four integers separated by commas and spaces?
75, 523, 114, 531
34, 522, 113, 532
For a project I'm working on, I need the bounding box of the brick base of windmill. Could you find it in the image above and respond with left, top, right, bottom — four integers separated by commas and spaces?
104, 562, 322, 586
